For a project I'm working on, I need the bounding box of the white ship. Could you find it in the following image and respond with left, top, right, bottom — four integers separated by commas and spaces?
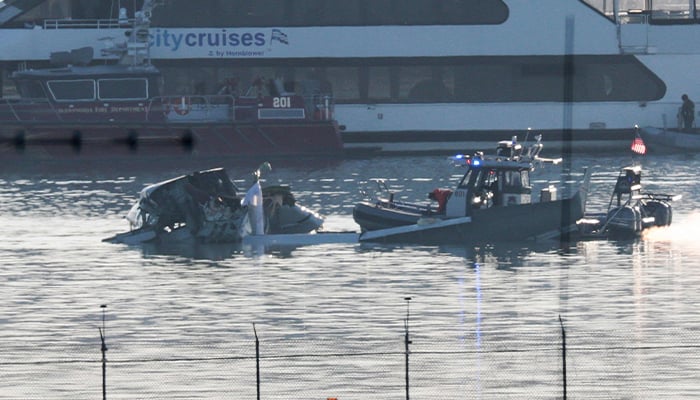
1, 0, 698, 153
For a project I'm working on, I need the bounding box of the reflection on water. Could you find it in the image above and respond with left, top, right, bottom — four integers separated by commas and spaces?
1, 153, 700, 398
439, 240, 575, 270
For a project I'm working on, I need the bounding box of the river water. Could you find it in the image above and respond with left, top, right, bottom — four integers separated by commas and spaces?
1, 150, 700, 399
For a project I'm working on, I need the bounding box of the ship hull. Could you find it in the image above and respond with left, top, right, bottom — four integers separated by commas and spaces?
0, 120, 343, 159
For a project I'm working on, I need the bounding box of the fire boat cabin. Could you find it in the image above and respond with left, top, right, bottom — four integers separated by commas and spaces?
10, 60, 163, 124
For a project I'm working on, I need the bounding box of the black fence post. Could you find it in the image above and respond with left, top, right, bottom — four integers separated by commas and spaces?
404, 297, 412, 400
559, 315, 567, 400
99, 304, 108, 400
560, 14, 575, 245
253, 323, 260, 400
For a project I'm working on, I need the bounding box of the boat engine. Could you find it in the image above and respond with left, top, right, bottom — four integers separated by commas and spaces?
641, 200, 673, 227
607, 205, 642, 235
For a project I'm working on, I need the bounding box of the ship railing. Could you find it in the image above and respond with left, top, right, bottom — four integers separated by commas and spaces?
152, 93, 335, 123
302, 93, 335, 122
619, 9, 650, 24
618, 7, 697, 24
152, 95, 236, 123
43, 18, 133, 30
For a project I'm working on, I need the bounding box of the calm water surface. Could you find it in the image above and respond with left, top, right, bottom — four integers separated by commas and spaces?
1, 152, 700, 399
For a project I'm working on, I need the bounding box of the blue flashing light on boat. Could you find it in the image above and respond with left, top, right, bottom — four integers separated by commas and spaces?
449, 154, 470, 166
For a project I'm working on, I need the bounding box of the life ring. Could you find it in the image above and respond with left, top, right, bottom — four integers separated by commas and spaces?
173, 96, 191, 116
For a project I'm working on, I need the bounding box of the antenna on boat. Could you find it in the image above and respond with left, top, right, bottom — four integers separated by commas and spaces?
523, 127, 532, 144
101, 0, 160, 67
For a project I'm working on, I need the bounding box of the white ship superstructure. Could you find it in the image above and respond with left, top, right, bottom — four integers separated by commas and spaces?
1, 0, 699, 153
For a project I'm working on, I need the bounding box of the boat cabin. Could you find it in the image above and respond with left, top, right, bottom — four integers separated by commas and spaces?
4, 60, 165, 124
13, 66, 161, 103
445, 155, 533, 218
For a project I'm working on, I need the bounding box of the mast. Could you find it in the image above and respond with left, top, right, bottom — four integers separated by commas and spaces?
101, 0, 160, 67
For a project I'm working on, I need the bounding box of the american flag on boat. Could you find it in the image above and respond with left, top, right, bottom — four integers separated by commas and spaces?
631, 134, 646, 155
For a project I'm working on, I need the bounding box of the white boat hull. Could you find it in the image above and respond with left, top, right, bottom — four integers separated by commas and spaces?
640, 126, 700, 152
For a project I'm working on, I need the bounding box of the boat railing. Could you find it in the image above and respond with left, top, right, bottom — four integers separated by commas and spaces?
152, 95, 235, 123
619, 9, 650, 24
593, 0, 699, 24
642, 192, 682, 203
618, 7, 698, 24
152, 93, 335, 123
42, 18, 133, 30
359, 178, 392, 203
0, 92, 335, 126
308, 94, 335, 121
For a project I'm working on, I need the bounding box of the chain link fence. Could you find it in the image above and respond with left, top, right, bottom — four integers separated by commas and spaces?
2, 326, 699, 399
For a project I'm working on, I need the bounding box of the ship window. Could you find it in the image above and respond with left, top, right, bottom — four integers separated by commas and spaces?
402, 66, 454, 102
455, 169, 471, 189
521, 171, 530, 188
153, 0, 508, 27
454, 62, 509, 102
47, 79, 95, 101
365, 0, 505, 25
450, 55, 665, 103
98, 78, 149, 100
366, 67, 392, 101
503, 170, 530, 189
154, 54, 665, 104
290, 68, 319, 94
503, 171, 519, 188
325, 67, 357, 99
16, 80, 47, 99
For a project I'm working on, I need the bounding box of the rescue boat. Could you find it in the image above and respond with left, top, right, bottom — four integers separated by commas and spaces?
354, 134, 591, 244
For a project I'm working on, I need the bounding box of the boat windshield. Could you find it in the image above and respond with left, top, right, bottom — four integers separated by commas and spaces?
458, 167, 500, 193
16, 80, 47, 99
502, 170, 530, 190
457, 169, 477, 189
482, 170, 497, 190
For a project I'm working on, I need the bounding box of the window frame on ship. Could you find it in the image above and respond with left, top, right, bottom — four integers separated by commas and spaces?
154, 54, 666, 105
